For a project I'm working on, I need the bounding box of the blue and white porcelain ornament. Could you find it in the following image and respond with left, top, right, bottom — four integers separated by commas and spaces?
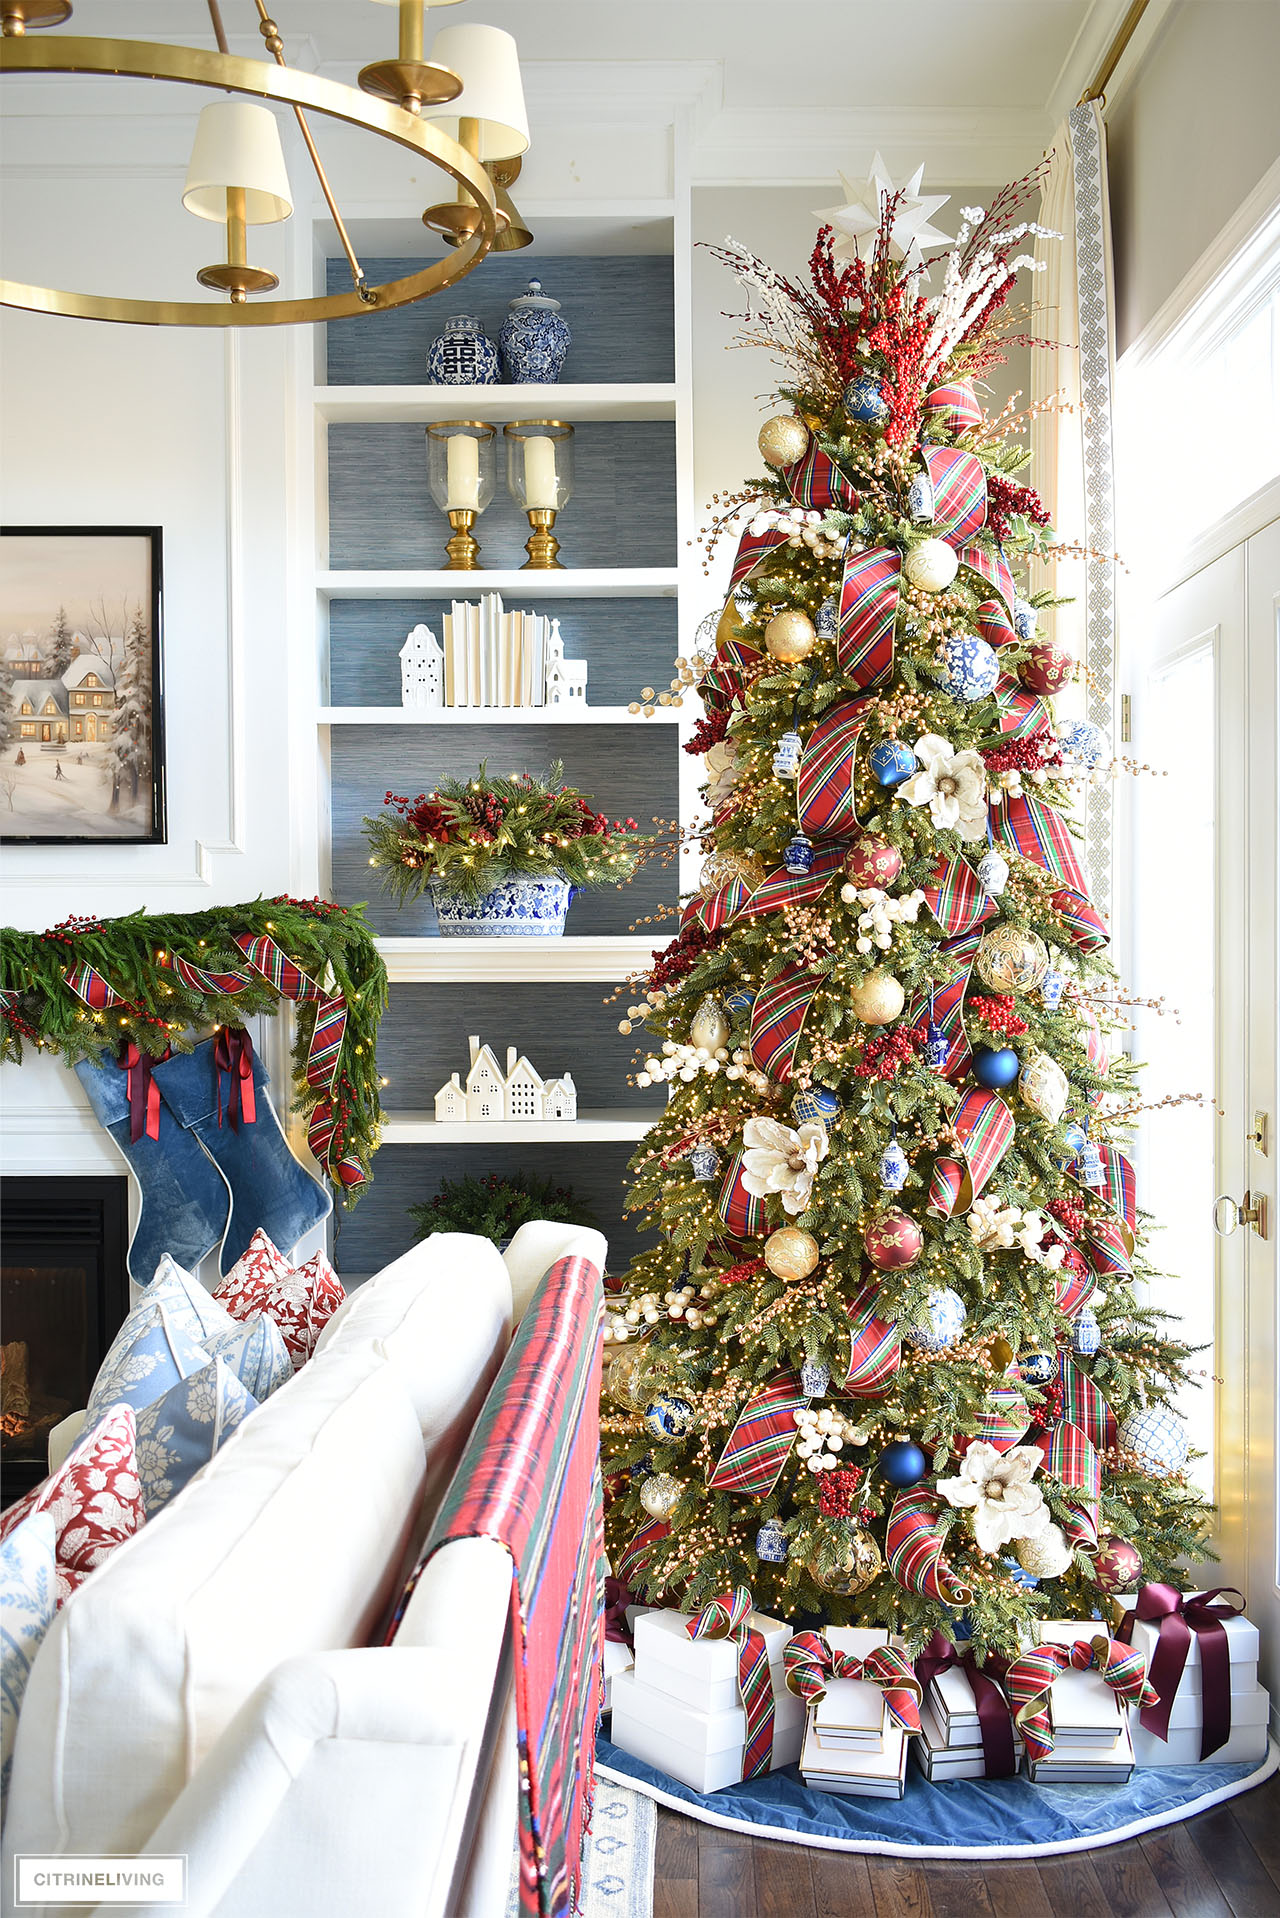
498, 278, 572, 384
643, 1394, 696, 1442
773, 730, 803, 778
1078, 1130, 1106, 1187
869, 739, 917, 786
755, 1516, 789, 1563
1012, 597, 1038, 642
629, 1455, 653, 1483
815, 594, 839, 639
972, 1045, 1019, 1089
1063, 1120, 1087, 1159
1056, 718, 1108, 768
904, 1286, 967, 1352
923, 994, 949, 1072
1119, 1403, 1189, 1478
800, 1358, 831, 1397
879, 1133, 909, 1192
784, 832, 816, 875
1041, 964, 1068, 1013
1073, 1307, 1102, 1357
792, 1084, 840, 1127
936, 634, 1000, 702
1019, 1349, 1056, 1386
689, 1143, 721, 1183
880, 1439, 928, 1487
426, 311, 500, 385
907, 471, 935, 523
844, 371, 890, 425
976, 843, 1010, 899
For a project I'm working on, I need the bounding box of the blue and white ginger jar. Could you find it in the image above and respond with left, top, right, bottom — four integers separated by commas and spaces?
431, 874, 573, 938
426, 313, 499, 386
499, 279, 572, 384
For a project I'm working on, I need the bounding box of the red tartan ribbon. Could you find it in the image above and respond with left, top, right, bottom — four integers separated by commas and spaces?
922, 447, 988, 543
616, 1519, 670, 1589
694, 878, 752, 934
998, 791, 1088, 896
716, 1147, 767, 1239
115, 1041, 167, 1145
1085, 1215, 1133, 1283
1056, 1352, 1117, 1453
906, 927, 985, 1080
748, 960, 820, 1085
685, 1589, 776, 1779
708, 1368, 807, 1496
795, 699, 873, 840
1114, 1584, 1247, 1758
701, 636, 766, 713
923, 379, 983, 437
213, 1025, 258, 1131
783, 440, 860, 512
956, 542, 1016, 612
604, 1575, 636, 1648
925, 1087, 1015, 1217
1053, 1262, 1097, 1318
1035, 1417, 1101, 1549
1053, 886, 1110, 953
885, 1487, 973, 1605
843, 1280, 901, 1396
915, 1633, 1018, 1777
964, 1383, 1032, 1455
924, 855, 997, 938
784, 1631, 922, 1733
744, 844, 847, 916
171, 953, 254, 996
63, 961, 125, 1010
838, 543, 901, 687
1005, 1634, 1157, 1761
976, 598, 1016, 647
994, 678, 1052, 739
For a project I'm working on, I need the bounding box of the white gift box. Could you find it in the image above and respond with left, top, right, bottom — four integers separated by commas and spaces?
1129, 1682, 1270, 1768
1028, 1717, 1134, 1784
913, 1697, 1024, 1781
1033, 1621, 1128, 1746
603, 1639, 633, 1711
1114, 1594, 1260, 1695
631, 1606, 792, 1714
812, 1677, 886, 1751
800, 1716, 908, 1798
610, 1666, 806, 1794
930, 1664, 1006, 1747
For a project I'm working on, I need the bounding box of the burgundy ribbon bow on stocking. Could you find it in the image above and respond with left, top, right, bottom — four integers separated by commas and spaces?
214, 1026, 258, 1131
116, 1041, 169, 1145
914, 1632, 1017, 1777
1116, 1583, 1246, 1758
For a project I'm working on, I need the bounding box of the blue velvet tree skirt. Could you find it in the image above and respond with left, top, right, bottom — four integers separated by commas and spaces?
597, 1735, 1278, 1857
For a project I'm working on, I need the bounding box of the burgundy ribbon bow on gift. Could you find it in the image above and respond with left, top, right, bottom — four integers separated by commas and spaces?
116, 1041, 169, 1145
214, 1025, 258, 1130
1116, 1583, 1246, 1759
603, 1576, 634, 1649
914, 1632, 1017, 1778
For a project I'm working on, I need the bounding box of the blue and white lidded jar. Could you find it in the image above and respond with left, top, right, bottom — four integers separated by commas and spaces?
800, 1358, 831, 1397
879, 1136, 909, 1192
499, 278, 572, 384
783, 832, 815, 875
772, 730, 802, 778
426, 313, 500, 386
755, 1517, 789, 1563
907, 471, 936, 523
815, 593, 839, 639
689, 1143, 721, 1183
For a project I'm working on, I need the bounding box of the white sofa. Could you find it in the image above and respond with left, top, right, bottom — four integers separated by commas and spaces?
3, 1220, 607, 1918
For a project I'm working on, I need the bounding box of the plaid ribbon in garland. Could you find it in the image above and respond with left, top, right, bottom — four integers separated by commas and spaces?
1005, 1634, 1157, 1761
956, 542, 1017, 612
1040, 1418, 1102, 1549
838, 544, 901, 687
994, 679, 1052, 739
62, 961, 125, 1010
685, 1589, 776, 1779
796, 699, 873, 839
616, 1519, 671, 1589
749, 960, 820, 1085
843, 1279, 902, 1397
924, 855, 998, 938
1054, 1262, 1098, 1318
886, 1487, 974, 1605
1085, 1214, 1133, 1284
966, 1383, 1033, 1454
699, 636, 764, 712
923, 446, 988, 543
784, 1630, 922, 1733
743, 844, 847, 916
1057, 1352, 1118, 1453
782, 440, 860, 513
716, 1147, 767, 1239
906, 926, 985, 1080
976, 597, 1017, 647
708, 1369, 809, 1496
693, 877, 752, 935
1052, 886, 1110, 952
998, 791, 1088, 896
925, 1087, 1015, 1217
923, 378, 983, 436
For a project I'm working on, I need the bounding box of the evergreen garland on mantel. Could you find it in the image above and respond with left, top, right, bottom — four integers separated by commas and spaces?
0, 896, 387, 1202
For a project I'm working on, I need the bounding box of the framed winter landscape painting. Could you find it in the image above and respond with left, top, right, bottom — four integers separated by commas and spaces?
0, 527, 166, 844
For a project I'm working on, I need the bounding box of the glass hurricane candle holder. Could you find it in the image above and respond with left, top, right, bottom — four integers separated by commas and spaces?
503, 420, 574, 569
426, 421, 497, 569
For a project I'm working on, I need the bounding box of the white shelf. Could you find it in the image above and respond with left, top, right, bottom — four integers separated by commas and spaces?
315, 383, 677, 425
317, 569, 679, 600
376, 934, 657, 983
380, 1108, 657, 1145
318, 705, 679, 726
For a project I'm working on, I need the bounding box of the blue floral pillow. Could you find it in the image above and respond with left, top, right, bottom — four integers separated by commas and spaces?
145, 1254, 239, 1343
85, 1300, 214, 1429
1, 1511, 58, 1812
133, 1358, 258, 1515
202, 1313, 292, 1402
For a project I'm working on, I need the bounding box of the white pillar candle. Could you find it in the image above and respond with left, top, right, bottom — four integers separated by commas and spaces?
446, 432, 480, 511
522, 434, 558, 510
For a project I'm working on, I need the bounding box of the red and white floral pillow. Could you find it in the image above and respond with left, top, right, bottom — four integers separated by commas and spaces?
0, 1405, 145, 1604
214, 1229, 344, 1366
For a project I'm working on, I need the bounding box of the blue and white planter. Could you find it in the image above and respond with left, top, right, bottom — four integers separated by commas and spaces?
430, 874, 574, 938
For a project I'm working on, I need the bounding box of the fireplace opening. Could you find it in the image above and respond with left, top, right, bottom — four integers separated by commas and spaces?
1, 1177, 129, 1506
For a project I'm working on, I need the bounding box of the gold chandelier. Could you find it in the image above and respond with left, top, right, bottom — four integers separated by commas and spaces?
0, 0, 533, 327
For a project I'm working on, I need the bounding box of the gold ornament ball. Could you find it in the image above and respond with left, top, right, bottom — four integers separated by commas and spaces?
757, 413, 810, 468
1019, 1048, 1069, 1125
690, 993, 731, 1051
808, 1525, 884, 1596
849, 968, 905, 1025
639, 1472, 684, 1521
763, 1226, 820, 1282
764, 609, 816, 664
607, 1346, 648, 1411
975, 924, 1050, 993
1014, 1522, 1074, 1579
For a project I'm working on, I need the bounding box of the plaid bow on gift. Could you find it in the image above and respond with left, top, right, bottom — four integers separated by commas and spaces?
1004, 1632, 1158, 1761
783, 1629, 922, 1734
685, 1588, 777, 1779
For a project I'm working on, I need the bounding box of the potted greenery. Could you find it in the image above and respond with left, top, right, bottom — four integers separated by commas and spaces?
363, 762, 647, 936
409, 1170, 598, 1248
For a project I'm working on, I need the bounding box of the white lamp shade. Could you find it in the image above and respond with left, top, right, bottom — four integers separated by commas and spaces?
423, 24, 529, 160
182, 100, 293, 225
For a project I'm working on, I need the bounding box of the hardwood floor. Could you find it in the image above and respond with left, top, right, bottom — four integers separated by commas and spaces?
652, 1771, 1280, 1918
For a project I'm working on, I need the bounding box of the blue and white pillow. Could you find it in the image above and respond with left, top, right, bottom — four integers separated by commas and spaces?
85, 1302, 214, 1429
146, 1254, 239, 1343
203, 1313, 293, 1402
133, 1358, 258, 1515
1, 1511, 58, 1814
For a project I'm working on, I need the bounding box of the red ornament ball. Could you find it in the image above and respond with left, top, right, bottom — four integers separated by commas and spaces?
845, 834, 903, 889
864, 1207, 923, 1271
1094, 1535, 1143, 1593
1020, 641, 1075, 696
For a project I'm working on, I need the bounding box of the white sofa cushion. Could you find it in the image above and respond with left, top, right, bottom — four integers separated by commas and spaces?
501, 1221, 609, 1324
4, 1344, 424, 1861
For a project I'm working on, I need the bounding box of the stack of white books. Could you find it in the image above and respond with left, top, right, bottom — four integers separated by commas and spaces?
1115, 1592, 1270, 1767
1025, 1623, 1135, 1783
798, 1627, 910, 1800
912, 1663, 1025, 1781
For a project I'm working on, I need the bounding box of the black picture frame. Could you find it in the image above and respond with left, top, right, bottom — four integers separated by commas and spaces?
0, 525, 167, 845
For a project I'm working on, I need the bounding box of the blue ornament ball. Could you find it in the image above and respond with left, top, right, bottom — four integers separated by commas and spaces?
1012, 597, 1038, 641
1003, 1555, 1041, 1590
643, 1394, 695, 1442
1019, 1349, 1056, 1386
936, 634, 1000, 702
724, 988, 755, 1015
1056, 718, 1108, 767
868, 739, 917, 786
755, 1517, 789, 1563
972, 1045, 1020, 1089
1073, 1307, 1102, 1357
880, 1439, 928, 1487
800, 1358, 831, 1397
792, 1084, 840, 1126
629, 1454, 653, 1482
1119, 1404, 1189, 1478
1062, 1121, 1087, 1157
844, 372, 890, 425
904, 1286, 967, 1352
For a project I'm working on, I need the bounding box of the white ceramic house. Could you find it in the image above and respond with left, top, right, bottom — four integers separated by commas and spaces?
543, 618, 588, 706
504, 1049, 543, 1120
433, 1037, 578, 1123
400, 623, 444, 708
433, 1074, 468, 1122
541, 1074, 577, 1120
464, 1039, 506, 1121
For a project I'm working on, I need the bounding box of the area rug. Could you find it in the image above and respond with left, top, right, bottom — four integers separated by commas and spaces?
507, 1776, 656, 1918
597, 1734, 1277, 1859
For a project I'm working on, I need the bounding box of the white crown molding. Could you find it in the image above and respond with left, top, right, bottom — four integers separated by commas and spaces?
690, 106, 1054, 189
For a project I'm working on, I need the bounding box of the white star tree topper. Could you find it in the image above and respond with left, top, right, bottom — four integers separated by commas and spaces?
814, 152, 951, 266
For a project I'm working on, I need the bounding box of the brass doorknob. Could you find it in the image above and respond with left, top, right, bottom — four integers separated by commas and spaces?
1213, 1192, 1270, 1239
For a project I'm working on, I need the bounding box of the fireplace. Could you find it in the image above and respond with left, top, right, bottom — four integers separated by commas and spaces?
1, 1177, 129, 1506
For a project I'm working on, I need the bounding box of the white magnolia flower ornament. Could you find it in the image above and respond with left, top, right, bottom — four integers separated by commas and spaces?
900, 734, 988, 842
741, 1116, 829, 1216
704, 738, 739, 811
936, 1441, 1051, 1553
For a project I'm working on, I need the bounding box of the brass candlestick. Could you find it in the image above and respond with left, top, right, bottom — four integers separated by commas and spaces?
445, 509, 480, 569
523, 509, 563, 570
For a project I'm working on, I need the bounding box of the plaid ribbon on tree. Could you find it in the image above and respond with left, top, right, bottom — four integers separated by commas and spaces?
925, 1087, 1015, 1217
1057, 1352, 1118, 1452
716, 1147, 767, 1238
708, 1369, 809, 1495
744, 844, 847, 916
923, 378, 983, 436
1085, 1214, 1134, 1283
976, 598, 1017, 647
906, 926, 986, 1079
685, 1588, 777, 1779
62, 961, 125, 1009
699, 636, 764, 711
616, 1518, 671, 1589
994, 680, 1052, 739
964, 1383, 1033, 1454
838, 544, 902, 687
1040, 1418, 1102, 1549
784, 1630, 922, 1732
749, 960, 820, 1084
1053, 886, 1110, 952
1054, 1262, 1098, 1318
923, 446, 989, 543
171, 954, 258, 996
795, 698, 873, 839
1005, 1634, 1157, 1761
924, 855, 998, 937
886, 1487, 974, 1604
956, 543, 1017, 612
842, 1280, 902, 1396
998, 791, 1088, 896
782, 439, 861, 512
692, 877, 752, 934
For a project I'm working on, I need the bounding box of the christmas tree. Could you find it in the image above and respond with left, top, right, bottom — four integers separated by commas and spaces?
603, 165, 1211, 1659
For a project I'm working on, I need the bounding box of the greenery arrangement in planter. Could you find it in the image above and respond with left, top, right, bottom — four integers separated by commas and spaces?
409, 1169, 598, 1247
363, 763, 649, 936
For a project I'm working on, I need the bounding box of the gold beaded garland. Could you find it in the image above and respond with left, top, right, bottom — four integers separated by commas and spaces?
757, 413, 810, 468
764, 608, 817, 663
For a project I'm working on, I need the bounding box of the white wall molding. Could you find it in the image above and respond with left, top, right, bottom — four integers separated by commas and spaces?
690, 106, 1053, 188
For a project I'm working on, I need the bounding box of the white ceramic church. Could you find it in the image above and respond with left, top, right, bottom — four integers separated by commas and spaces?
434, 1035, 577, 1123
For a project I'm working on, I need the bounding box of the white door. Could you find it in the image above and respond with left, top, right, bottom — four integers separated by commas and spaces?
1134, 515, 1279, 1691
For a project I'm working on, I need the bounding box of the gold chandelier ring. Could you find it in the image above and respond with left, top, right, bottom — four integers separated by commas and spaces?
0, 36, 498, 326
